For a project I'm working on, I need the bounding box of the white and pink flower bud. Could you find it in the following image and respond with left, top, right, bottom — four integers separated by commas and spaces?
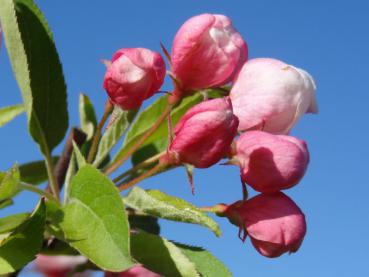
171, 14, 247, 98
104, 265, 161, 277
235, 131, 309, 193
103, 48, 166, 110
34, 255, 89, 277
161, 97, 239, 168
225, 192, 307, 258
230, 58, 318, 134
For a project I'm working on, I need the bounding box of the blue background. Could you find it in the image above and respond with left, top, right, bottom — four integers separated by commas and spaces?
1, 1, 368, 276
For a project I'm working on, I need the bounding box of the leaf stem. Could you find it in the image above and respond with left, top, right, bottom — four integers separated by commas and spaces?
19, 182, 58, 202
87, 100, 113, 163
117, 163, 165, 191
104, 103, 174, 175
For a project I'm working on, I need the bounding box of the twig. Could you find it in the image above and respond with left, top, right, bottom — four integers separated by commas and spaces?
87, 100, 113, 163
104, 105, 173, 175
117, 163, 165, 191
112, 151, 165, 183
46, 128, 86, 193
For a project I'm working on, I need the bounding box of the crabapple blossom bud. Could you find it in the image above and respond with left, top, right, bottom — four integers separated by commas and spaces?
230, 58, 318, 134
34, 255, 89, 277
225, 192, 306, 258
235, 131, 309, 193
171, 14, 247, 98
161, 97, 239, 168
103, 48, 166, 110
104, 265, 161, 277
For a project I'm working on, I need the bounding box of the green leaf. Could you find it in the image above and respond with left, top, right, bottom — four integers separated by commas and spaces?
72, 141, 86, 168
63, 152, 76, 204
0, 199, 13, 210
0, 0, 68, 155
175, 243, 232, 277
131, 137, 167, 166
124, 187, 221, 237
0, 199, 46, 274
109, 93, 203, 168
128, 210, 160, 235
79, 93, 97, 141
93, 107, 136, 167
0, 213, 29, 234
18, 157, 58, 185
0, 165, 20, 202
0, 104, 25, 127
45, 200, 65, 241
61, 165, 133, 271
131, 232, 199, 277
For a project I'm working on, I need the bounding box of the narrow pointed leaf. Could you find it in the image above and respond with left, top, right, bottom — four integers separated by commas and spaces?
63, 152, 76, 204
0, 199, 46, 274
61, 165, 133, 271
0, 104, 25, 127
0, 0, 68, 154
131, 232, 199, 277
175, 243, 232, 277
79, 93, 97, 141
72, 141, 86, 168
124, 187, 221, 237
93, 107, 136, 167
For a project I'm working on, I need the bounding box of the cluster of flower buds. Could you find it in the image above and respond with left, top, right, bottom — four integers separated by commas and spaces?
219, 57, 316, 257
102, 13, 317, 259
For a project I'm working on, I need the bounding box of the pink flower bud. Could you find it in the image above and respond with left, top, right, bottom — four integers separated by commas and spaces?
225, 192, 307, 258
162, 97, 239, 168
171, 14, 247, 96
105, 265, 161, 277
34, 255, 89, 277
235, 131, 309, 193
230, 58, 318, 134
103, 48, 166, 110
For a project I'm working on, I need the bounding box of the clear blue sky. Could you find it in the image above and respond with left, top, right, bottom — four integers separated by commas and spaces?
1, 1, 369, 276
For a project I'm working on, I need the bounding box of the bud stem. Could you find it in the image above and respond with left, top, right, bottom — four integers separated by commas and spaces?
104, 102, 175, 175
199, 204, 228, 216
87, 100, 113, 163
117, 163, 165, 191
112, 151, 166, 183
242, 181, 248, 200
